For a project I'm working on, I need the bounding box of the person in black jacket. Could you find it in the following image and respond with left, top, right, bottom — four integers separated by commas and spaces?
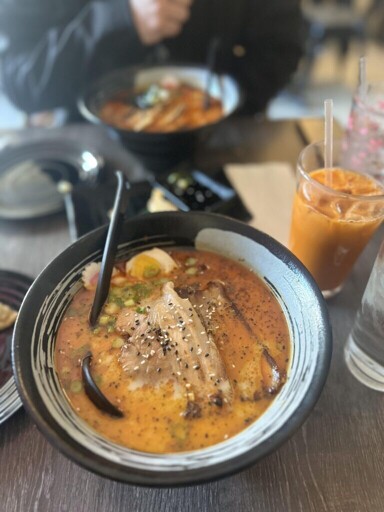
0, 0, 304, 119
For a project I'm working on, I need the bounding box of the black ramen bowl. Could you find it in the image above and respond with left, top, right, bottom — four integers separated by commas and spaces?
78, 65, 242, 173
12, 212, 332, 486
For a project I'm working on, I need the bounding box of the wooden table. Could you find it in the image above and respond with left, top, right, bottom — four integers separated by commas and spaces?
1, 118, 383, 512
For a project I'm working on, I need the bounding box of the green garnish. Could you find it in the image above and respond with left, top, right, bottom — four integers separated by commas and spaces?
136, 306, 147, 314
155, 277, 169, 285
185, 257, 197, 267
70, 381, 83, 393
112, 337, 125, 349
99, 315, 111, 326
71, 344, 90, 359
185, 267, 198, 275
124, 298, 136, 307
109, 282, 154, 305
94, 375, 102, 385
143, 265, 160, 279
170, 422, 189, 442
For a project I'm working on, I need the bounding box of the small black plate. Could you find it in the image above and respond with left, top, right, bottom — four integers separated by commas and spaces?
0, 270, 33, 424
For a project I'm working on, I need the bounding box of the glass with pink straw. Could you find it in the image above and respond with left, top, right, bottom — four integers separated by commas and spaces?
342, 57, 384, 183
289, 99, 384, 298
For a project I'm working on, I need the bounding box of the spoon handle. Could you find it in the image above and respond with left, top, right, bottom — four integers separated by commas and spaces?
89, 170, 128, 327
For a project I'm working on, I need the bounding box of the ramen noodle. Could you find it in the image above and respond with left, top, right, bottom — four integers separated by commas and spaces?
55, 248, 290, 453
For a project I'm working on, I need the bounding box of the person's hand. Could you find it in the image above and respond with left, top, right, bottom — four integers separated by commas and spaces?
129, 0, 193, 45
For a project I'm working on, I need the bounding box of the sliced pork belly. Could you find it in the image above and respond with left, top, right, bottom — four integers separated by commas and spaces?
117, 282, 233, 409
178, 281, 286, 398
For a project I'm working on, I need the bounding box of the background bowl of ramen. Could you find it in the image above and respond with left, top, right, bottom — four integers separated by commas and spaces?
78, 64, 242, 173
12, 211, 332, 486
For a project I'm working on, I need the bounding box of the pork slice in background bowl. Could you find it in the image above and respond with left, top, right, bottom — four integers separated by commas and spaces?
78, 65, 242, 173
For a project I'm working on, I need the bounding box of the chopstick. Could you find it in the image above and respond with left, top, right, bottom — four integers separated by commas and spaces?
203, 37, 221, 110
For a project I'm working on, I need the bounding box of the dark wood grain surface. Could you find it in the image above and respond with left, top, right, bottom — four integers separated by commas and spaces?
1, 118, 383, 512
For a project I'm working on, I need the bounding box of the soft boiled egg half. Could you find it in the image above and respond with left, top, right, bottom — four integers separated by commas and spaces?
125, 248, 177, 279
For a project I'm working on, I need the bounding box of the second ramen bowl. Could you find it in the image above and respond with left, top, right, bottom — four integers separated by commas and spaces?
78, 64, 242, 172
12, 212, 332, 486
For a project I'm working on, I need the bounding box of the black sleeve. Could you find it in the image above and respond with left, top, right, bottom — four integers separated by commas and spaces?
0, 0, 141, 113
232, 0, 304, 113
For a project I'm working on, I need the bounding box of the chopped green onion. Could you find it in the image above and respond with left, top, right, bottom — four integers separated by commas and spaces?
70, 380, 83, 393
143, 265, 160, 279
186, 267, 198, 275
155, 278, 169, 286
124, 298, 136, 307
99, 315, 111, 326
185, 257, 197, 267
104, 302, 120, 315
112, 337, 125, 349
136, 306, 147, 314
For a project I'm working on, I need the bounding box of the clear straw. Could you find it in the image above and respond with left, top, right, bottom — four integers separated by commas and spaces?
358, 56, 367, 100
324, 99, 333, 187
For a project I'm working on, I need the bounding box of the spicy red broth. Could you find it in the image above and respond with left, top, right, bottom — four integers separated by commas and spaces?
55, 249, 290, 453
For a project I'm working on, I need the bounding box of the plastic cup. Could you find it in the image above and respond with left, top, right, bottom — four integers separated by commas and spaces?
289, 140, 384, 298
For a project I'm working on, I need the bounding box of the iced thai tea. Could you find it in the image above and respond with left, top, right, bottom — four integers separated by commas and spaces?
289, 167, 384, 296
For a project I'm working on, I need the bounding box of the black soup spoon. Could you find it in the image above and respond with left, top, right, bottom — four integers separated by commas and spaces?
82, 170, 128, 417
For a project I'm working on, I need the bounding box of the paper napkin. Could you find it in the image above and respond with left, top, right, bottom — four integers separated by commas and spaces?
225, 162, 296, 247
